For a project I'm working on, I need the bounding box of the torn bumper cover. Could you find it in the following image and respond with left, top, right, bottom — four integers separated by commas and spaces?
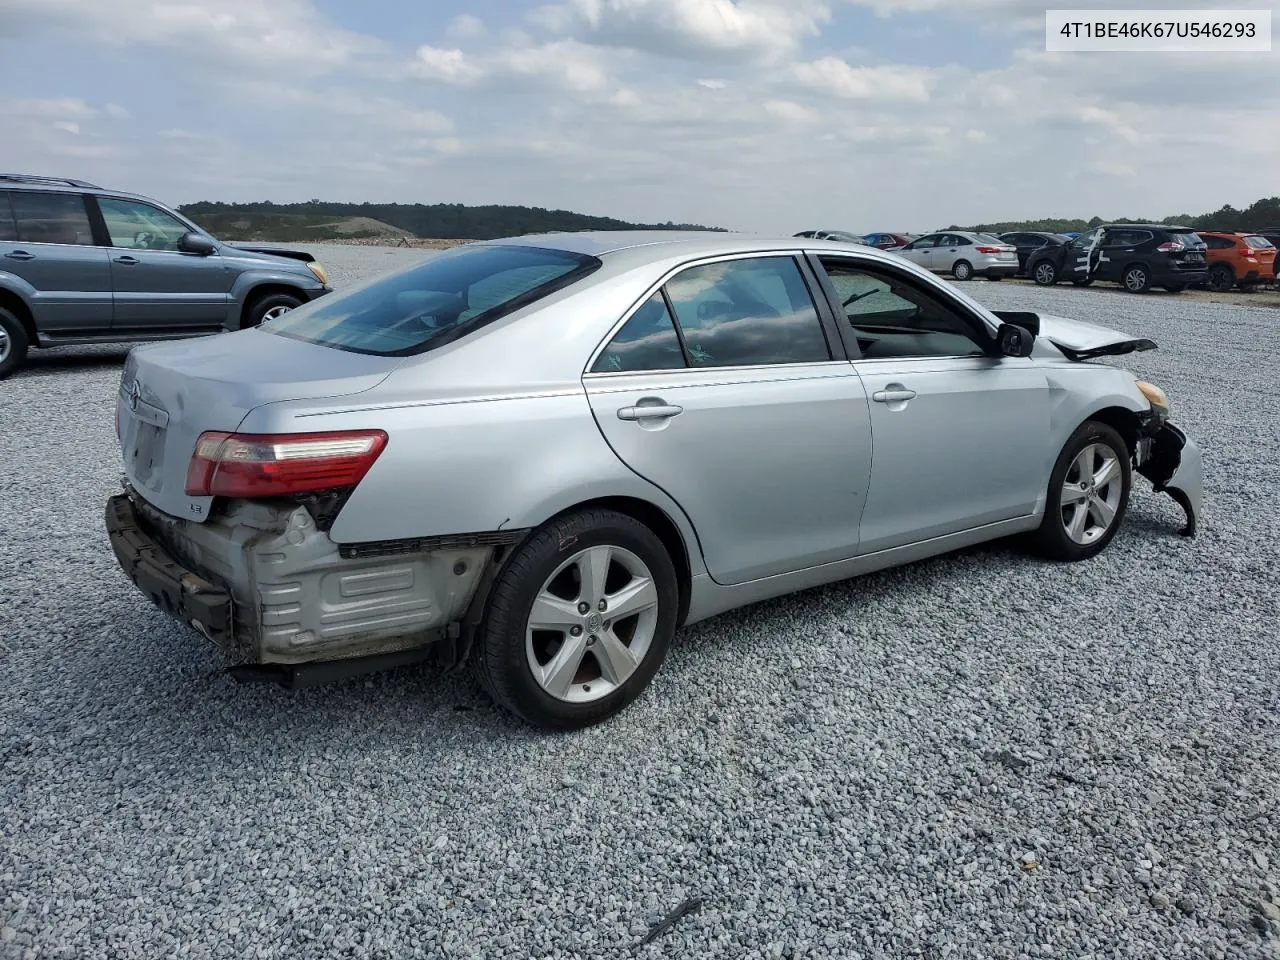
105, 493, 235, 648
1136, 421, 1202, 537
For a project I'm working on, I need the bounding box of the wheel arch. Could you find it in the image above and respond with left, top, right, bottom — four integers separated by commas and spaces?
238, 282, 307, 328
1078, 404, 1143, 457
0, 286, 37, 343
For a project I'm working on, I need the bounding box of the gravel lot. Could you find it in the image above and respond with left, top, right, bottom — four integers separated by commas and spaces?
3, 243, 1279, 959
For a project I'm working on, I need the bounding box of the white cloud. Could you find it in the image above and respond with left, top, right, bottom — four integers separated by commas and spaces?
53, 121, 81, 134
1087, 161, 1136, 178
697, 78, 728, 89
763, 99, 820, 123
793, 58, 933, 102
446, 14, 487, 40
534, 0, 831, 61
413, 39, 612, 95
413, 46, 485, 85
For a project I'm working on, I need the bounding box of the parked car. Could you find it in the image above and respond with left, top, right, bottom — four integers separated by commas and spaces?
0, 173, 332, 379
861, 232, 915, 251
1026, 224, 1208, 293
793, 230, 869, 244
106, 230, 1201, 730
998, 231, 1068, 277
1197, 231, 1276, 291
1060, 232, 1082, 241
896, 231, 1018, 280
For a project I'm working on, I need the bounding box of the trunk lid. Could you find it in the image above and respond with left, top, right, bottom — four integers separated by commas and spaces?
118, 329, 401, 521
992, 311, 1157, 361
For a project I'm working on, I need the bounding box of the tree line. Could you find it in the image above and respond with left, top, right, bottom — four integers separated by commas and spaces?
951, 196, 1280, 235
178, 200, 723, 240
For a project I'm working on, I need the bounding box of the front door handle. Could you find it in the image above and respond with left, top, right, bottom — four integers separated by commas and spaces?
872, 388, 917, 403
4, 250, 34, 261
114, 255, 140, 265
617, 400, 683, 422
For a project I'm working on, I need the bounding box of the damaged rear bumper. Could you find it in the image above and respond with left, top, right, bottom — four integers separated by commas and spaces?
1136, 421, 1202, 537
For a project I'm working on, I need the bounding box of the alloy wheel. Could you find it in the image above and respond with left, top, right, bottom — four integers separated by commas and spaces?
0, 328, 9, 364
1034, 263, 1056, 285
1124, 267, 1149, 292
525, 544, 660, 703
1060, 442, 1124, 545
262, 305, 294, 322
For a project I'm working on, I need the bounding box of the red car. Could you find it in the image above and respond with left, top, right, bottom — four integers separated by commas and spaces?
860, 232, 915, 251
1199, 231, 1276, 291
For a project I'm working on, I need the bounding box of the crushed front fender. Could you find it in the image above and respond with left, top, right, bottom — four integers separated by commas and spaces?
1136, 422, 1202, 537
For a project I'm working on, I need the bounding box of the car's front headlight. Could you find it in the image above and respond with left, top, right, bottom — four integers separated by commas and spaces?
306, 261, 329, 285
1136, 380, 1170, 417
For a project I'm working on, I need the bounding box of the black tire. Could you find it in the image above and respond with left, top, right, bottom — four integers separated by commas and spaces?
1031, 260, 1058, 286
987, 274, 1004, 282
244, 291, 303, 328
0, 307, 31, 380
1121, 263, 1152, 293
952, 260, 973, 281
472, 508, 680, 731
1164, 283, 1186, 294
1032, 420, 1132, 562
1206, 265, 1234, 293
1071, 278, 1094, 287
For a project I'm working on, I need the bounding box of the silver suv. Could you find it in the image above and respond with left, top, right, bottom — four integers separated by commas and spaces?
0, 174, 332, 379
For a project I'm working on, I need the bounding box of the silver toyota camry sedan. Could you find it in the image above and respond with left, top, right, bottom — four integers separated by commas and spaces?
106, 232, 1202, 730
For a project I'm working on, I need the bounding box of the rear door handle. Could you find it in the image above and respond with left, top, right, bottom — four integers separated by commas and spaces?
618, 401, 683, 422
114, 255, 140, 265
872, 388, 917, 403
4, 250, 34, 261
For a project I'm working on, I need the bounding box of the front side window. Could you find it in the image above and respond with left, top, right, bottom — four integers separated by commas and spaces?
592, 292, 685, 373
266, 244, 599, 356
9, 191, 94, 246
819, 258, 987, 361
1074, 228, 1103, 249
663, 257, 830, 368
907, 235, 939, 249
97, 197, 192, 252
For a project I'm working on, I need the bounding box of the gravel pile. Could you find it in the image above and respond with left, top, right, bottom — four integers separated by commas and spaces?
2, 250, 1278, 959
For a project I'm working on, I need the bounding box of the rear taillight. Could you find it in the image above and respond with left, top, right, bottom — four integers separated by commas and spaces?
1156, 241, 1185, 253
185, 430, 388, 498
975, 246, 1007, 254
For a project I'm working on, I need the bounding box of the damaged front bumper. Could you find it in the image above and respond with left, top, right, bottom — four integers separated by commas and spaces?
1135, 420, 1202, 537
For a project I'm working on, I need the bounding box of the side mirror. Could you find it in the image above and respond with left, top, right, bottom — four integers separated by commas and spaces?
178, 232, 216, 256
997, 323, 1035, 358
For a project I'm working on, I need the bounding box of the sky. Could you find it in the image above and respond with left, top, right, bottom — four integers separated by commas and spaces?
1, 0, 1278, 234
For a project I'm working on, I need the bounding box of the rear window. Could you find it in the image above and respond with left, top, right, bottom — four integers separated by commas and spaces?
1169, 231, 1205, 248
1244, 235, 1274, 249
975, 234, 1007, 245
265, 244, 600, 356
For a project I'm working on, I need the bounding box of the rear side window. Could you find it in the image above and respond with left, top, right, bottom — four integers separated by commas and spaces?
265, 244, 600, 356
1202, 235, 1234, 250
9, 191, 95, 246
0, 193, 16, 242
663, 257, 830, 368
592, 293, 685, 373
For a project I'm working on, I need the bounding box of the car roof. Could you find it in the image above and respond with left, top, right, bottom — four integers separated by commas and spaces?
1105, 223, 1197, 231
479, 230, 886, 259
0, 175, 160, 205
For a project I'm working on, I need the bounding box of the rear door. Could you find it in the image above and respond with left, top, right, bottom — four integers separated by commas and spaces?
584, 253, 873, 585
811, 255, 1051, 554
1095, 229, 1149, 282
94, 195, 232, 329
0, 190, 112, 333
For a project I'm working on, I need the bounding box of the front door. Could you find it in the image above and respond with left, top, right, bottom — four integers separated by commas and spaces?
94, 196, 231, 329
899, 234, 937, 271
584, 255, 874, 585
1065, 227, 1104, 283
812, 255, 1052, 554
0, 190, 112, 333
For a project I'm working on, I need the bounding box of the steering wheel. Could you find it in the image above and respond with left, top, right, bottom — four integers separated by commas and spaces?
133, 231, 156, 250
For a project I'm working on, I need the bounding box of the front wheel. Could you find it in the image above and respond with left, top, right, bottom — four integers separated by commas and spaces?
472, 508, 679, 730
1032, 261, 1058, 286
1032, 421, 1131, 562
0, 307, 31, 380
952, 260, 973, 281
244, 291, 303, 328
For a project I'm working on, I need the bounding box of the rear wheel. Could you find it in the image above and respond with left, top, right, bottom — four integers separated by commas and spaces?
472, 508, 679, 730
245, 291, 303, 328
0, 307, 30, 380
1207, 264, 1234, 292
1122, 264, 1152, 293
1032, 421, 1131, 562
1032, 261, 1058, 286
952, 260, 973, 281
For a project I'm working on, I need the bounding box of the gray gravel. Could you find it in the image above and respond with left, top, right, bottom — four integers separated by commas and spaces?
3, 247, 1279, 959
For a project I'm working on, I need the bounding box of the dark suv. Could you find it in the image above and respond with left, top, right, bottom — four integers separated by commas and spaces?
1026, 224, 1207, 293
0, 174, 332, 379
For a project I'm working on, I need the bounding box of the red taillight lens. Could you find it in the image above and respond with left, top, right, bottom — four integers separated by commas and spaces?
976, 246, 1004, 254
185, 430, 388, 498
1156, 241, 1185, 253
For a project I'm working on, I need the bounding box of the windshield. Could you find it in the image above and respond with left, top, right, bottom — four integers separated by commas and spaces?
264, 244, 600, 356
